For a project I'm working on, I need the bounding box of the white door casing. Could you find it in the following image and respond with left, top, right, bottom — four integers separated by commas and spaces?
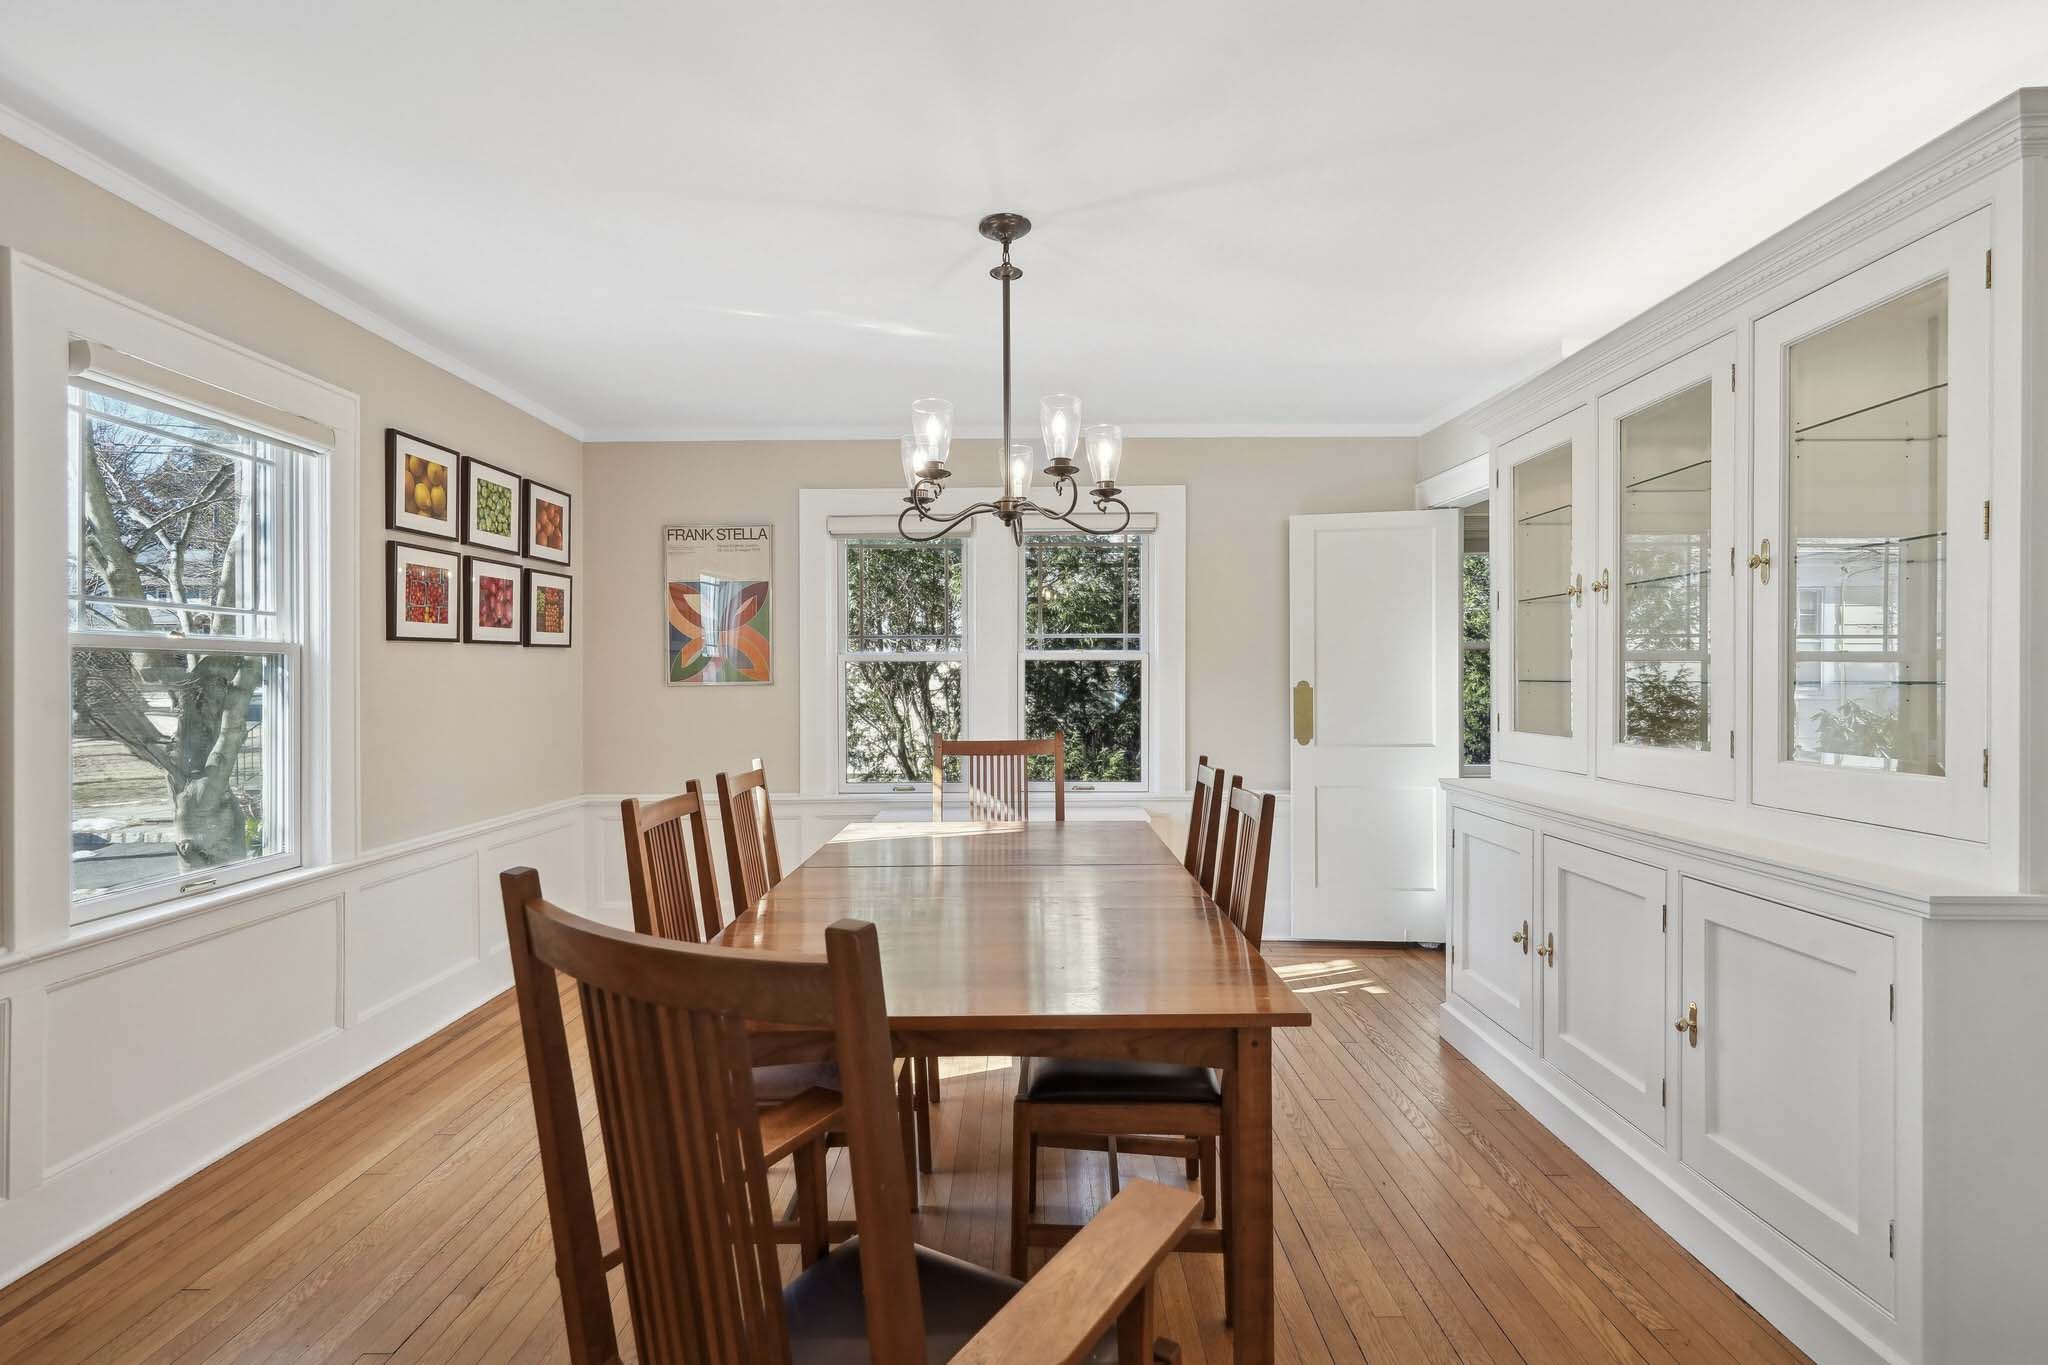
1288, 511, 1462, 941
1449, 806, 1536, 1046
1539, 836, 1670, 1142
1678, 878, 1896, 1307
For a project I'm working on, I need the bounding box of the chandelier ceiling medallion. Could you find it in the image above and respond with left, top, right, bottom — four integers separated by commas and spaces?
896, 212, 1129, 544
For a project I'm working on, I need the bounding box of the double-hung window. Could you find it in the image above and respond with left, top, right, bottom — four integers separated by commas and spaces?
1022, 532, 1148, 787
67, 375, 313, 919
838, 536, 967, 788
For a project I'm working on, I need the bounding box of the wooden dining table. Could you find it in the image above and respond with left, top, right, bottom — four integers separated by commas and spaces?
713, 818, 1312, 1364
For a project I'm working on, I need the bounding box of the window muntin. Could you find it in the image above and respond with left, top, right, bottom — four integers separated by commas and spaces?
838, 537, 966, 787
1785, 278, 1947, 775
1022, 533, 1146, 785
68, 383, 306, 918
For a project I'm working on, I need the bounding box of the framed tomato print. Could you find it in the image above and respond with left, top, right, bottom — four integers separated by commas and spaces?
524, 479, 572, 564
386, 541, 461, 641
463, 555, 524, 644
386, 429, 459, 540
461, 456, 523, 554
524, 568, 573, 647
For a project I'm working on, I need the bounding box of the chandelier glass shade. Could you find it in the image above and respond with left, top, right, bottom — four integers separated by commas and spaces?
897, 213, 1129, 544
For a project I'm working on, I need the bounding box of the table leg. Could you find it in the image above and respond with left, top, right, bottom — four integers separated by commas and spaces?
1226, 1027, 1274, 1364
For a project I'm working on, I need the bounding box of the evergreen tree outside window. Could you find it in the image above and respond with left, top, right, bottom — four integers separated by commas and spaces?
839, 537, 966, 785
1022, 533, 1146, 785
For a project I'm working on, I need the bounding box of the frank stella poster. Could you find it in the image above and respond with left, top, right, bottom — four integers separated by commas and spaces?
664, 524, 772, 685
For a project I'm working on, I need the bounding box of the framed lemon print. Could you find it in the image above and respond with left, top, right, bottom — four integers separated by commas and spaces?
386, 429, 459, 541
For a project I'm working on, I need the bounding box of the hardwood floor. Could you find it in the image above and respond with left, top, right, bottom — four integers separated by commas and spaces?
0, 945, 1810, 1364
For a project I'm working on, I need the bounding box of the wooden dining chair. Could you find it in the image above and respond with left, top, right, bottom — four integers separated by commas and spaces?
931, 733, 1065, 822
622, 786, 923, 1221
500, 867, 1199, 1365
1008, 784, 1278, 1302
1182, 756, 1232, 896
716, 758, 784, 912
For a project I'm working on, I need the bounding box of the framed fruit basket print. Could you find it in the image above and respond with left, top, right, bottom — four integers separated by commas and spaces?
386, 429, 459, 540
387, 541, 461, 641
524, 479, 572, 564
461, 456, 523, 555
664, 524, 772, 685
524, 568, 573, 647
463, 555, 524, 644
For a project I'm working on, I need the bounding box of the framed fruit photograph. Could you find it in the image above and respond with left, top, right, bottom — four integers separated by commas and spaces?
524, 479, 572, 564
463, 555, 524, 644
461, 456, 523, 555
524, 568, 573, 647
386, 541, 461, 641
386, 429, 459, 540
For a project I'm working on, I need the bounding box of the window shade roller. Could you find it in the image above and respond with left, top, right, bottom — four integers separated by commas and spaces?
69, 339, 336, 452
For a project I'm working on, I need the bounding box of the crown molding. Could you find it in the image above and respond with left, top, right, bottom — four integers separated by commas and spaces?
583, 421, 1427, 445
1447, 86, 2048, 446
0, 89, 587, 441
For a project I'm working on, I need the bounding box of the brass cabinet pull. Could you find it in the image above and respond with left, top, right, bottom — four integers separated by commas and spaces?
1537, 931, 1555, 964
1592, 569, 1610, 603
1674, 1001, 1699, 1047
1564, 572, 1585, 605
1747, 538, 1772, 586
1292, 680, 1313, 746
1512, 920, 1529, 952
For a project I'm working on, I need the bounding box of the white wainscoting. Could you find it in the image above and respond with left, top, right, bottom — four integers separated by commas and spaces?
0, 798, 585, 1287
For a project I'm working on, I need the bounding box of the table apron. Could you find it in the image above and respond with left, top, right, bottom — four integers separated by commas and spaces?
747, 1026, 1244, 1069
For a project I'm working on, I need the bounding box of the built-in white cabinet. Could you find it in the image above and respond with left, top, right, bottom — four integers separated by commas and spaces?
1749, 212, 1991, 842
1676, 878, 1896, 1308
1594, 336, 1737, 799
1494, 406, 1594, 773
1538, 837, 1669, 1142
1448, 806, 1534, 1045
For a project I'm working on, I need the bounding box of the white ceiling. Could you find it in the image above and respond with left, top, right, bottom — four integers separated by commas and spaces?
1, 2, 2043, 441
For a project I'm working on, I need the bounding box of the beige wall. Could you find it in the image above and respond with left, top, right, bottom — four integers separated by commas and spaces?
581, 436, 1418, 795
0, 135, 583, 848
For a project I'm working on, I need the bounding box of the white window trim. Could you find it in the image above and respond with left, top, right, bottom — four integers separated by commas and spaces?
4, 251, 360, 952
799, 485, 1185, 799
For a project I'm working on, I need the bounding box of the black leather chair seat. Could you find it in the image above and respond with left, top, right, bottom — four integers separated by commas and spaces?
784, 1237, 1116, 1363
752, 1061, 841, 1106
1023, 1057, 1221, 1105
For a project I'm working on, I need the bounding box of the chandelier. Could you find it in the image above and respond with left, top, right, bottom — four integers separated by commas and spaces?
896, 212, 1130, 544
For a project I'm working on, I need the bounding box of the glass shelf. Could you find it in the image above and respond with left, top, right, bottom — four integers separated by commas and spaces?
1625, 566, 1710, 591
1793, 382, 1946, 445
1517, 589, 1574, 605
1624, 457, 1711, 495
1516, 503, 1573, 527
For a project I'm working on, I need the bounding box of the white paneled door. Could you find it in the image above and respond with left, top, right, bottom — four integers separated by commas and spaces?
1288, 511, 1461, 941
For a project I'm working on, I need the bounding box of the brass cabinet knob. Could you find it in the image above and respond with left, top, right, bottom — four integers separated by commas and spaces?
1564, 572, 1585, 604
1674, 1002, 1699, 1047
1512, 920, 1529, 952
1537, 932, 1555, 964
1747, 538, 1773, 586
1592, 569, 1611, 603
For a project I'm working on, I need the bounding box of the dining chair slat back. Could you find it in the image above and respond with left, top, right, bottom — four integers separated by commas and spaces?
1183, 756, 1230, 895
717, 760, 784, 911
620, 784, 723, 942
499, 867, 924, 1365
1213, 782, 1277, 949
932, 734, 1065, 822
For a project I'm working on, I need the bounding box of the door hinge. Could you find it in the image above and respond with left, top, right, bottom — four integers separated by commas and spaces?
1450, 943, 1457, 965
1729, 729, 1735, 759
1495, 469, 1501, 487
1451, 829, 1457, 849
1889, 983, 1896, 1021
1661, 903, 1668, 932
1728, 544, 1734, 575
1661, 1078, 1667, 1107
1729, 362, 1735, 392
1889, 1220, 1897, 1258
1983, 499, 1991, 539
1984, 748, 1991, 788
1985, 249, 1993, 288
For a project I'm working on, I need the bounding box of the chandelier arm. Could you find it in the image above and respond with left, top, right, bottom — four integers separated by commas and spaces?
896, 500, 1000, 543
1030, 494, 1133, 537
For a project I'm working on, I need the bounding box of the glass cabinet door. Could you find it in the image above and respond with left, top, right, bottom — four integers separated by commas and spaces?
1594, 336, 1736, 797
1750, 212, 1989, 839
1495, 406, 1594, 773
